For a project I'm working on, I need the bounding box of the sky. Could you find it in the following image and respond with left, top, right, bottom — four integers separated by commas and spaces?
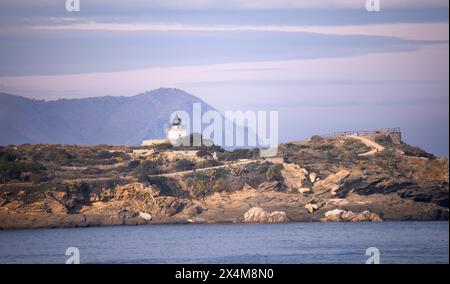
0, 0, 448, 155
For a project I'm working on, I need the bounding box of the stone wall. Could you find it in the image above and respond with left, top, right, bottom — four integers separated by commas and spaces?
388, 132, 402, 145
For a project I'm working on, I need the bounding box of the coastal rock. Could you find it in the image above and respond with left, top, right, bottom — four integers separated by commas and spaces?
309, 172, 317, 183
305, 197, 326, 213
305, 203, 319, 213
326, 198, 349, 206
243, 207, 269, 223
267, 211, 288, 223
139, 212, 152, 222
314, 170, 350, 195
61, 214, 86, 227
351, 210, 382, 222
84, 214, 105, 226
257, 181, 279, 191
323, 209, 349, 222
299, 188, 311, 194
118, 206, 138, 220
53, 190, 69, 203
243, 207, 288, 223
196, 206, 208, 214
45, 198, 68, 214
325, 170, 350, 185
322, 209, 382, 222
155, 197, 186, 216
124, 216, 148, 226
281, 163, 309, 192
187, 217, 208, 223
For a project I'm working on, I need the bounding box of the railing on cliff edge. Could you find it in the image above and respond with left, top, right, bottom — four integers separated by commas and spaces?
320, 128, 401, 138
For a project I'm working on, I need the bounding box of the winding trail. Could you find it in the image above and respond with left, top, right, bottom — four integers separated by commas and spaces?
149, 160, 255, 178
148, 157, 283, 178
347, 135, 385, 156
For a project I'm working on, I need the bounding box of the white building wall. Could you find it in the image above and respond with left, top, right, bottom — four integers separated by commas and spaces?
167, 125, 187, 142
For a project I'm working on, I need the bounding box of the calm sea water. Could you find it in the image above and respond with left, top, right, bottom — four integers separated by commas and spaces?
0, 221, 448, 264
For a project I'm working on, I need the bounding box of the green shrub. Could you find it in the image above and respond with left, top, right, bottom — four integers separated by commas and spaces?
196, 150, 212, 158
220, 148, 258, 161
310, 135, 323, 143
198, 159, 221, 169
314, 143, 334, 151
341, 139, 370, 154
128, 160, 140, 169
32, 148, 75, 165
0, 161, 46, 183
184, 172, 213, 198
175, 159, 195, 171
81, 167, 104, 175
138, 160, 161, 175
213, 168, 229, 179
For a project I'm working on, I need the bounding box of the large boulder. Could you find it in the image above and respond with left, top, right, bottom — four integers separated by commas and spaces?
322, 209, 382, 222
313, 170, 350, 195
257, 181, 280, 191
351, 210, 383, 222
281, 163, 309, 192
153, 196, 186, 216
44, 197, 69, 215
139, 212, 152, 222
118, 205, 139, 220
305, 197, 326, 213
268, 211, 288, 223
243, 207, 288, 223
243, 207, 269, 222
323, 209, 347, 222
305, 203, 319, 213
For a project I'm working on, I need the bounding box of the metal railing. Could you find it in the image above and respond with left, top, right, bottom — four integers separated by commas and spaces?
320, 128, 401, 138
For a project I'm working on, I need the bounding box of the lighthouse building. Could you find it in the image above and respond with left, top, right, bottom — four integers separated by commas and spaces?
166, 115, 187, 143
141, 115, 188, 146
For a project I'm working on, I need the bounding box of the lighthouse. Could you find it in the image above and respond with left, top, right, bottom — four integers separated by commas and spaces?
166, 115, 188, 143
141, 115, 188, 147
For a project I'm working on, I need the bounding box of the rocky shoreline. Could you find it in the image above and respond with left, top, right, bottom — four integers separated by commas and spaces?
1, 181, 447, 230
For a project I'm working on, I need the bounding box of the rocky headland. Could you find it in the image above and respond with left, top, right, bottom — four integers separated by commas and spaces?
0, 132, 448, 229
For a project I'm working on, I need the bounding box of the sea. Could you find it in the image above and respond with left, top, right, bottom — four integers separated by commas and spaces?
0, 221, 448, 264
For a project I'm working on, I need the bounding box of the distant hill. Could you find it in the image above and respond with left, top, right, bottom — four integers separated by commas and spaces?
0, 88, 223, 146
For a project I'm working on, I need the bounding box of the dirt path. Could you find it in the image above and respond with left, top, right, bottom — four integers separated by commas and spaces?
148, 156, 283, 178
149, 160, 257, 178
347, 135, 385, 156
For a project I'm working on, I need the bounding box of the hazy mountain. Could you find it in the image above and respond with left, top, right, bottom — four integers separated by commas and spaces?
0, 88, 223, 146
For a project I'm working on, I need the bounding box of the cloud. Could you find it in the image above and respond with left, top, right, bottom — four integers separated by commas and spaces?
0, 0, 448, 12
1, 44, 447, 99
136, 0, 449, 10
31, 22, 449, 41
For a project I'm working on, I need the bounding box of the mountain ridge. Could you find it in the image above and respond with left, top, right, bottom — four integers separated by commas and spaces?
0, 88, 218, 146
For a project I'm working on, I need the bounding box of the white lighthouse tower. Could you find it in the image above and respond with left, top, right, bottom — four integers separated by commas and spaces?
166, 115, 188, 144
141, 115, 189, 147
